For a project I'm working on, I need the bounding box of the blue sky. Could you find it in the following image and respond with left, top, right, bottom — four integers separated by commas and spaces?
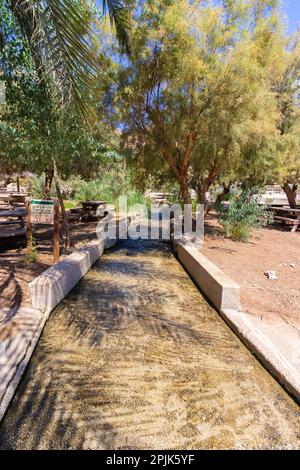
282, 0, 300, 34
96, 0, 299, 35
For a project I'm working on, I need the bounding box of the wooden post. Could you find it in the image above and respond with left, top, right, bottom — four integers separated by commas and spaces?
17, 176, 20, 193
25, 200, 33, 256
53, 202, 60, 263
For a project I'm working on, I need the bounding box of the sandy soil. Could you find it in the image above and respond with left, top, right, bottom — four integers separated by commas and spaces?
203, 214, 300, 325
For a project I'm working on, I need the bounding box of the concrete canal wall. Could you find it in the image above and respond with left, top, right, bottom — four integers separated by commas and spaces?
175, 238, 300, 404
1, 220, 299, 425
0, 216, 129, 422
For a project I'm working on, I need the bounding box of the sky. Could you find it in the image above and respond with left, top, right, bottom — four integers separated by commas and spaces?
281, 0, 300, 34
95, 0, 299, 35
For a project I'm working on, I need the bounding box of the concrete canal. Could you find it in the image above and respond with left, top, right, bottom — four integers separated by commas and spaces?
0, 239, 299, 449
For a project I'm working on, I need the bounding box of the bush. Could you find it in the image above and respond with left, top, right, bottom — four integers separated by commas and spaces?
69, 176, 151, 210
72, 178, 107, 202
217, 191, 271, 241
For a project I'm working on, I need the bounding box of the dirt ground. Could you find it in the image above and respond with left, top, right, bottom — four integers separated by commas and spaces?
203, 214, 300, 326
0, 221, 99, 313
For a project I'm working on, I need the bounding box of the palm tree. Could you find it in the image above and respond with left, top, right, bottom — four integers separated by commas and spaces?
8, 0, 130, 119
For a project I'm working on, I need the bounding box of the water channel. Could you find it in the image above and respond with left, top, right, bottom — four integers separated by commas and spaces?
0, 239, 299, 449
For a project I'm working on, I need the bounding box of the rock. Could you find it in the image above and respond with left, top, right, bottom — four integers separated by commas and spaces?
264, 270, 278, 280
290, 263, 295, 268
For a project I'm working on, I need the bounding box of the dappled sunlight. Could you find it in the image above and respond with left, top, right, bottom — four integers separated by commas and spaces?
1, 239, 300, 450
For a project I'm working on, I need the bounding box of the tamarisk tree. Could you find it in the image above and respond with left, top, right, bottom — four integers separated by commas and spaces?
118, 0, 289, 203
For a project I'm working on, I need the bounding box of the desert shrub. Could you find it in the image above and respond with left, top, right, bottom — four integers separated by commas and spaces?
24, 236, 38, 264
69, 176, 151, 209
72, 178, 107, 202
217, 191, 271, 241
64, 200, 79, 209
125, 190, 152, 211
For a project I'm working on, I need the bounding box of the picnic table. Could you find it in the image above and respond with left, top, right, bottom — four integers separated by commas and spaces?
9, 193, 29, 206
80, 200, 106, 219
0, 209, 26, 245
0, 192, 29, 209
0, 193, 10, 203
271, 206, 300, 232
0, 208, 25, 226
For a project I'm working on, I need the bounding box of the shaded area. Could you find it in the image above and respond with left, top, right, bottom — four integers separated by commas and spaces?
0, 238, 300, 449
0, 220, 105, 314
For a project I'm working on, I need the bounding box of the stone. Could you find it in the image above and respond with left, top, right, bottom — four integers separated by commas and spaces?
264, 270, 278, 280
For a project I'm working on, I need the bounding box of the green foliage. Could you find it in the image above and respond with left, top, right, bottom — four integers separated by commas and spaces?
24, 236, 38, 264
63, 200, 79, 209
69, 173, 151, 209
125, 190, 151, 210
0, 0, 131, 184
217, 191, 271, 242
1, 0, 130, 120
114, 0, 299, 202
71, 178, 110, 202
2, 0, 299, 210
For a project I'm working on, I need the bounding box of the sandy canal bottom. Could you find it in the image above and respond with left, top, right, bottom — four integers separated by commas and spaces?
0, 239, 299, 449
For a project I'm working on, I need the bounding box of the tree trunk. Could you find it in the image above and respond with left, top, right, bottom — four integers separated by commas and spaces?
283, 182, 298, 209
55, 179, 71, 249
195, 164, 218, 216
43, 168, 54, 200
197, 182, 211, 217
53, 161, 71, 249
179, 176, 191, 204
215, 183, 232, 205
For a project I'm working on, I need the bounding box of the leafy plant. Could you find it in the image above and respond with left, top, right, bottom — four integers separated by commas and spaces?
125, 190, 151, 211
217, 191, 271, 242
3, 0, 130, 120
24, 236, 38, 264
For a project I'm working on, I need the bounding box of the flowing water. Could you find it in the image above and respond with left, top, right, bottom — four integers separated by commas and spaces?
0, 239, 299, 449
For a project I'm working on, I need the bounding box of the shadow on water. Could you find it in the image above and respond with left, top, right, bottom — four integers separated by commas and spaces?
0, 238, 300, 450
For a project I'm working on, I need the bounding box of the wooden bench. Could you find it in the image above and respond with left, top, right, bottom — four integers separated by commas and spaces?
272, 207, 300, 232
0, 209, 26, 247
0, 220, 24, 226
0, 228, 26, 244
66, 212, 82, 223
0, 209, 25, 228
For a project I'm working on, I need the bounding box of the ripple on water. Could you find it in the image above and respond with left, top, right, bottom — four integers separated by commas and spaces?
0, 239, 299, 450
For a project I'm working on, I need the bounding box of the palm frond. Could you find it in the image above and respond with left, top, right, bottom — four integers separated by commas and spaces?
102, 0, 131, 54
10, 0, 131, 121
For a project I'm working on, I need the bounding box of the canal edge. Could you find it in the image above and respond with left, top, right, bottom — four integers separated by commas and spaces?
0, 214, 138, 423
174, 238, 300, 404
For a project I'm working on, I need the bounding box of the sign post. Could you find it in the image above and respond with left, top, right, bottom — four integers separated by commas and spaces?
28, 199, 60, 263
25, 200, 33, 257
53, 203, 60, 263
